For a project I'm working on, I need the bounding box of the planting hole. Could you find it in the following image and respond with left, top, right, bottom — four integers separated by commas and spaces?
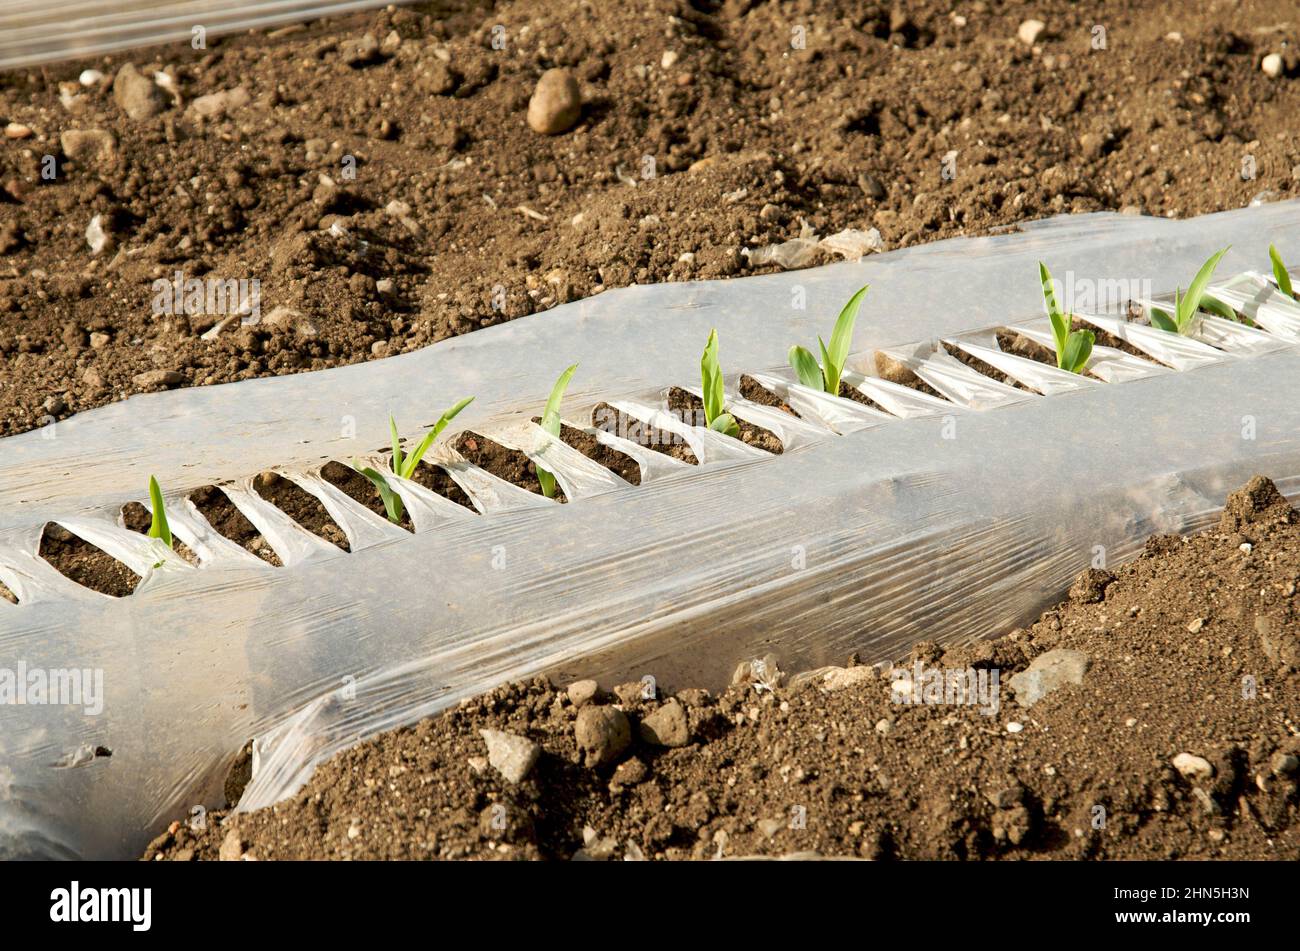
38, 523, 138, 597
253, 472, 350, 551
941, 342, 1033, 391
452, 432, 566, 501
320, 461, 414, 532
530, 417, 642, 486
873, 352, 947, 399
738, 375, 799, 418
0, 579, 16, 604
189, 485, 282, 566
405, 460, 479, 511
121, 501, 199, 564
667, 387, 784, 454
1078, 318, 1161, 363
592, 402, 698, 465
836, 380, 892, 414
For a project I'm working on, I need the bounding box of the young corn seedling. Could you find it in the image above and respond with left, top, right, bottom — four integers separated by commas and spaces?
1269, 243, 1294, 299
1038, 262, 1094, 374
358, 397, 474, 523
788, 284, 869, 394
537, 363, 578, 499
701, 329, 739, 438
146, 475, 172, 568
1149, 247, 1238, 333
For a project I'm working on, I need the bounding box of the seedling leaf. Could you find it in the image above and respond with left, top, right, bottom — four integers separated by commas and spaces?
537, 363, 578, 499
359, 465, 404, 523
1061, 329, 1094, 374
1269, 243, 1293, 298
823, 284, 868, 393
788, 345, 823, 390
701, 329, 733, 435
1174, 247, 1229, 332
401, 396, 474, 478
147, 475, 172, 549
1149, 307, 1177, 333
709, 412, 740, 437
1039, 262, 1069, 361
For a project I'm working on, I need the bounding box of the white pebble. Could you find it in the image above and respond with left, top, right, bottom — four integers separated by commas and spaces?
1018, 19, 1045, 46
1262, 54, 1283, 78
1006, 721, 1024, 734
79, 69, 104, 86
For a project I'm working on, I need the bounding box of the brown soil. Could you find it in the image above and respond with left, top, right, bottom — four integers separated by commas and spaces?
38, 523, 138, 596
837, 379, 891, 413
942, 341, 1033, 391
189, 484, 283, 566
592, 402, 698, 465
408, 460, 478, 511
531, 417, 642, 486
4, 0, 1300, 437
452, 431, 565, 501
254, 472, 350, 550
667, 386, 782, 454
873, 352, 948, 399
321, 460, 414, 531
142, 475, 1300, 862
0, 579, 16, 603
739, 374, 797, 417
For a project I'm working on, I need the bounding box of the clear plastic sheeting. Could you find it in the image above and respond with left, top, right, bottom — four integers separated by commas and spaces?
3, 204, 1300, 858
0, 1, 388, 70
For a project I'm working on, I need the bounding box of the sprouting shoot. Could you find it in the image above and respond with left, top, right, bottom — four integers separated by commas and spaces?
1149, 247, 1237, 333
701, 329, 739, 438
537, 363, 577, 499
147, 475, 172, 567
358, 396, 474, 523
788, 284, 869, 394
1269, 243, 1294, 299
1037, 262, 1093, 374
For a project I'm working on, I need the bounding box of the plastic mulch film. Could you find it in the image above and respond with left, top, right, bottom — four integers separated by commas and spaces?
0, 2, 390, 70
4, 203, 1300, 858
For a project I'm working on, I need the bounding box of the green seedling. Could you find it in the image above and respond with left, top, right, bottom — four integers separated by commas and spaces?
357, 397, 474, 523
701, 329, 739, 438
146, 475, 171, 568
1038, 262, 1094, 374
788, 284, 869, 394
1149, 247, 1236, 333
1269, 243, 1294, 299
537, 363, 578, 499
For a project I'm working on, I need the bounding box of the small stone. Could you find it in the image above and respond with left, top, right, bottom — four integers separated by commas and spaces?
1262, 53, 1283, 78
478, 728, 541, 784
1187, 617, 1205, 633
1018, 19, 1046, 46
1008, 649, 1090, 708
375, 278, 394, 294
89, 332, 110, 350
638, 699, 689, 748
661, 50, 678, 69
566, 679, 599, 707
85, 214, 113, 255
1172, 752, 1214, 781
189, 86, 250, 119
4, 122, 32, 140
60, 128, 117, 165
1079, 132, 1104, 161
132, 369, 184, 389
858, 174, 887, 200
527, 68, 582, 135
574, 705, 631, 767
757, 818, 784, 838
113, 63, 165, 120
874, 718, 893, 736
1270, 752, 1299, 776
218, 829, 244, 861
1006, 722, 1024, 733
343, 33, 382, 67
79, 69, 104, 86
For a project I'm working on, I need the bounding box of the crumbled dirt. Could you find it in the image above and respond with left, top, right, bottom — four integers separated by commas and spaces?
531, 417, 642, 486
321, 460, 415, 531
942, 341, 1033, 391
5, 0, 1300, 437
144, 477, 1300, 861
189, 484, 283, 566
253, 472, 350, 550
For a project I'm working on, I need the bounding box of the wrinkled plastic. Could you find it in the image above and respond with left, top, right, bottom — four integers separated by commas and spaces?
0, 2, 390, 70
4, 204, 1300, 858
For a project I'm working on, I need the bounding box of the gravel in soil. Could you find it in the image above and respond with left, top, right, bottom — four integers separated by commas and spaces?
4, 0, 1300, 437
144, 476, 1300, 861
